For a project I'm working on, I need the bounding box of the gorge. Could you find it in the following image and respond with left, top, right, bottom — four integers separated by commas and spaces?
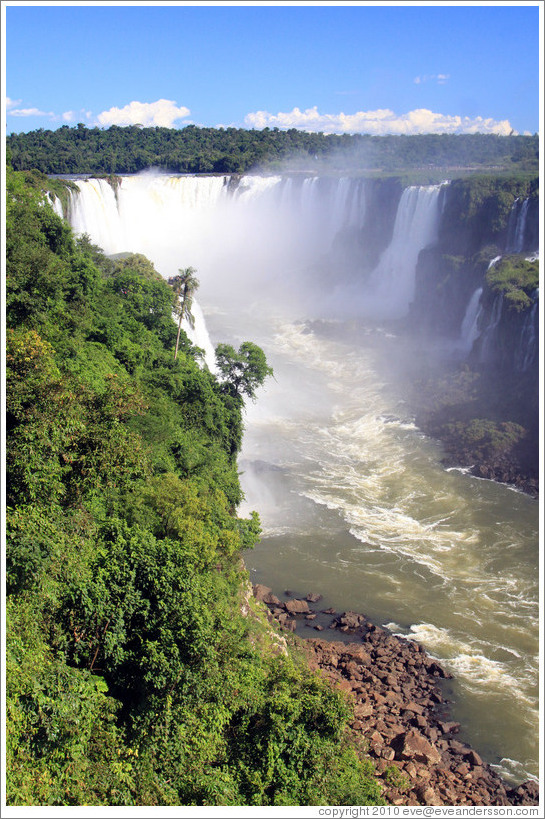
56, 169, 539, 787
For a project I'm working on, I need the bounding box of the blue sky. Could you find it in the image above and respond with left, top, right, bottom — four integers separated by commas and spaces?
3, 2, 542, 136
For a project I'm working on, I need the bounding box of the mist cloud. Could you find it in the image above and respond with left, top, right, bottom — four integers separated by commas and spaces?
244, 106, 515, 135
97, 99, 191, 128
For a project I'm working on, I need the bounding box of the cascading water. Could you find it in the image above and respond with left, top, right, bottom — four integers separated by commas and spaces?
515, 289, 539, 372
505, 198, 530, 254
59, 171, 538, 785
364, 185, 443, 319
459, 287, 483, 353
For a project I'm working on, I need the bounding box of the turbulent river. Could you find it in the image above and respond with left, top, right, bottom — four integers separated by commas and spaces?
63, 171, 540, 785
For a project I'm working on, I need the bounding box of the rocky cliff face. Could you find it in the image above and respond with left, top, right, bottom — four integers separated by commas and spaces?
410, 177, 539, 364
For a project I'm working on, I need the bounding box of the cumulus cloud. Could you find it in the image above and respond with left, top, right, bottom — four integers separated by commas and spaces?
6, 97, 22, 109
97, 99, 191, 128
244, 106, 515, 136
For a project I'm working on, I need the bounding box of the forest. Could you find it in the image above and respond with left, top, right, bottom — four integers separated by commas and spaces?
5, 162, 386, 806
6, 124, 539, 175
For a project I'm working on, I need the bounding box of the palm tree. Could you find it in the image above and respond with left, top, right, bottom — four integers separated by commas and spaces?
169, 267, 199, 361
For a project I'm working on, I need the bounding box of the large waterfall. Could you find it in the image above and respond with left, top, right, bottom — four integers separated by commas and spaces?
59, 171, 538, 786
65, 172, 442, 321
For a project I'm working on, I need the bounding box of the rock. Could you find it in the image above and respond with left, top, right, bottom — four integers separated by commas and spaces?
416, 785, 440, 806
338, 611, 364, 629
393, 730, 442, 766
252, 583, 272, 601
507, 780, 539, 805
314, 624, 324, 631
306, 592, 322, 603
427, 660, 449, 678
404, 700, 424, 714
322, 607, 336, 614
262, 592, 281, 606
305, 613, 317, 620
285, 598, 310, 614
437, 720, 460, 735
449, 740, 468, 756
354, 702, 374, 718
465, 749, 483, 767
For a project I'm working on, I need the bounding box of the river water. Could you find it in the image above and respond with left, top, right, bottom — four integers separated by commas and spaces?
64, 172, 540, 785
206, 303, 539, 786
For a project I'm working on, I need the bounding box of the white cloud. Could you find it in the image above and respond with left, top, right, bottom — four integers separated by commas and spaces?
6, 97, 22, 109
97, 99, 191, 128
7, 106, 55, 118
414, 74, 451, 85
244, 106, 515, 136
62, 110, 75, 122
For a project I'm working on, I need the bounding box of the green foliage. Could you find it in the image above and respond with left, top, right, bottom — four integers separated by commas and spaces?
384, 765, 411, 793
442, 175, 538, 243
6, 124, 538, 175
486, 255, 539, 311
215, 341, 274, 401
5, 164, 382, 807
444, 419, 526, 461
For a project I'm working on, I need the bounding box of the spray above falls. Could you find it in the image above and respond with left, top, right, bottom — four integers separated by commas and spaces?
64, 171, 444, 324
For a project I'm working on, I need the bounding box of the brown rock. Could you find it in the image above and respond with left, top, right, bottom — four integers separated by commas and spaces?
263, 592, 281, 606
285, 598, 310, 614
465, 749, 483, 767
393, 730, 442, 765
354, 702, 374, 718
416, 785, 440, 806
306, 592, 322, 603
252, 583, 272, 601
403, 701, 424, 715
339, 611, 364, 629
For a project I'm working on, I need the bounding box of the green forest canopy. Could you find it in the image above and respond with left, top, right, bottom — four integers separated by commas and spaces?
7, 123, 539, 176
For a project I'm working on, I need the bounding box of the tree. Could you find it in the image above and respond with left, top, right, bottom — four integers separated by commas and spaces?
169, 267, 199, 361
215, 341, 273, 401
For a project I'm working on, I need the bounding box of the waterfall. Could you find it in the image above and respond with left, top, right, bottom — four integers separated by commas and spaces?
505, 198, 530, 253
64, 172, 444, 324
478, 293, 504, 364
47, 192, 64, 219
515, 289, 539, 372
181, 301, 218, 373
459, 287, 483, 352
364, 184, 443, 319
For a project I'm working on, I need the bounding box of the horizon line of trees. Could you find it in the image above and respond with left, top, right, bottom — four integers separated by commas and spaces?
7, 123, 539, 176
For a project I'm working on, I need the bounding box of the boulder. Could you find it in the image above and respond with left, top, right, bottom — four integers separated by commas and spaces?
465, 749, 483, 767
393, 730, 442, 766
306, 592, 322, 603
252, 583, 272, 601
285, 598, 310, 614
338, 611, 364, 629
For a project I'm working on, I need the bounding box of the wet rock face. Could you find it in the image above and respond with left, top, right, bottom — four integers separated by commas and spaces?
251, 585, 539, 807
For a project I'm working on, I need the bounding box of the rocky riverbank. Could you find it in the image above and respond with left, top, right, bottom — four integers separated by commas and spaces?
252, 584, 539, 807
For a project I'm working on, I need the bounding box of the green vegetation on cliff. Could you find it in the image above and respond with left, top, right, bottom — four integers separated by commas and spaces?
6, 124, 538, 175
486, 256, 539, 311
5, 164, 384, 806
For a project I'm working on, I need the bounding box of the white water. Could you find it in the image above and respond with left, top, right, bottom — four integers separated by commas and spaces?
459, 287, 483, 352
365, 184, 443, 318
62, 172, 539, 785
506, 198, 530, 254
